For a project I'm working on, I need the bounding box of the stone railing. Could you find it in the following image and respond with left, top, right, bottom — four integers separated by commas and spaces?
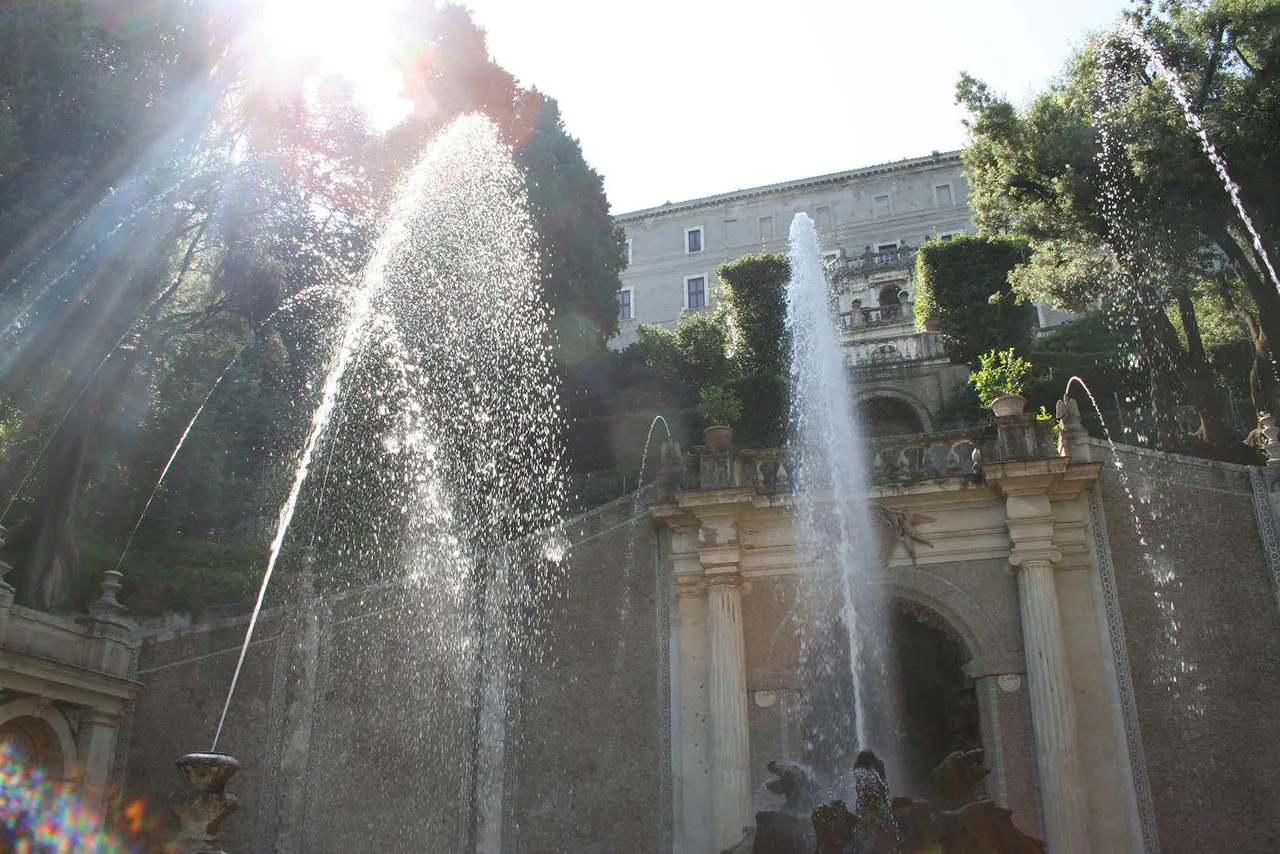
672, 418, 1060, 494
842, 331, 947, 368
828, 245, 918, 282
839, 303, 911, 328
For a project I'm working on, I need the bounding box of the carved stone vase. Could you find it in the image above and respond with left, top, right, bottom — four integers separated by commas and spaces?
990, 394, 1027, 417
703, 425, 734, 446
170, 752, 240, 854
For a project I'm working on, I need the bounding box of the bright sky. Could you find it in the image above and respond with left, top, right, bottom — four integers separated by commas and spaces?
460, 0, 1133, 213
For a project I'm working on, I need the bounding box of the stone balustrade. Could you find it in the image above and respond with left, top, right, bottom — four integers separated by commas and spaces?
677, 419, 1060, 494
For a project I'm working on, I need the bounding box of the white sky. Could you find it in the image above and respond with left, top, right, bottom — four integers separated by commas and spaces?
460, 0, 1133, 213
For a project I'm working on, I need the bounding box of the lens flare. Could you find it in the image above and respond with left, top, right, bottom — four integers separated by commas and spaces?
0, 741, 149, 854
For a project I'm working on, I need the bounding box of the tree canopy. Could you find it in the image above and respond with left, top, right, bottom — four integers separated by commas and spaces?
913, 235, 1037, 365
956, 0, 1280, 455
0, 0, 627, 612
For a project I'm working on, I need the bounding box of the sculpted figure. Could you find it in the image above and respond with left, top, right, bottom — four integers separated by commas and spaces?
872, 505, 936, 565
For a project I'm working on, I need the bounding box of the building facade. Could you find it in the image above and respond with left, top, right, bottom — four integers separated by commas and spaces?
613, 152, 1076, 433
614, 151, 974, 350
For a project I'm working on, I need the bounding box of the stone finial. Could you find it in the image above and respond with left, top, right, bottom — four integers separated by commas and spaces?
655, 440, 682, 499
0, 523, 14, 595
1259, 414, 1280, 467
76, 569, 131, 629
170, 753, 240, 854
1056, 396, 1092, 463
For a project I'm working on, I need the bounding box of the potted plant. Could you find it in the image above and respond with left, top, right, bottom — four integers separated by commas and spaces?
698, 386, 743, 446
922, 316, 942, 333
969, 347, 1032, 416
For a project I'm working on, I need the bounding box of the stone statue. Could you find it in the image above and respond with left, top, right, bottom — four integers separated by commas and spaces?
765, 760, 819, 812
930, 748, 989, 810
872, 505, 936, 565
748, 747, 1044, 854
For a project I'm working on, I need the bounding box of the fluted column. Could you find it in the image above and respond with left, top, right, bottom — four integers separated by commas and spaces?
707, 573, 751, 850
1006, 491, 1089, 854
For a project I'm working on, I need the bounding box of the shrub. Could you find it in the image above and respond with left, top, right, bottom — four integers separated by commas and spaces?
717, 252, 790, 376
697, 386, 743, 427
969, 348, 1033, 407
914, 235, 1037, 364
725, 373, 788, 447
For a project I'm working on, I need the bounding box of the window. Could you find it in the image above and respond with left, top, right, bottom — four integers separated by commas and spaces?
685, 226, 703, 253
618, 288, 633, 321
939, 232, 955, 242
874, 194, 891, 218
935, 183, 954, 207
623, 239, 632, 265
759, 216, 774, 241
815, 205, 833, 232
685, 275, 707, 309
875, 242, 900, 265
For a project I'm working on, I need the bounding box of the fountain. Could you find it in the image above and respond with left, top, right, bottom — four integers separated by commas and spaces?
784, 212, 888, 777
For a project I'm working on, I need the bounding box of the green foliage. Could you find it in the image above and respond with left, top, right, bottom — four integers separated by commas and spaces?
717, 252, 790, 376
969, 348, 1033, 407
914, 234, 1036, 364
954, 2, 1280, 450
0, 0, 629, 611
633, 311, 732, 399
697, 386, 743, 428
725, 374, 789, 447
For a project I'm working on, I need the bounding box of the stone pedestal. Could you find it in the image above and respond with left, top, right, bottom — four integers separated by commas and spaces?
171, 753, 240, 854
707, 574, 751, 849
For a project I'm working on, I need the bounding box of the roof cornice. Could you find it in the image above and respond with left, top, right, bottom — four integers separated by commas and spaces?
614, 150, 964, 223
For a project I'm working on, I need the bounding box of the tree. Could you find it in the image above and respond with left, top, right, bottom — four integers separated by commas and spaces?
716, 251, 790, 377
954, 9, 1272, 455
913, 235, 1037, 365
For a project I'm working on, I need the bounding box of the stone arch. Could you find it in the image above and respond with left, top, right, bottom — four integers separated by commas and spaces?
0, 697, 78, 778
876, 565, 1020, 678
856, 388, 933, 436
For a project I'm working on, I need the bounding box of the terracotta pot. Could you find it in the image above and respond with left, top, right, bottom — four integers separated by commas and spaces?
703, 426, 734, 446
990, 394, 1027, 417
923, 316, 942, 332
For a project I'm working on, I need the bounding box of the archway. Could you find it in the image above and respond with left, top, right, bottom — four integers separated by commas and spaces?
0, 698, 76, 780
881, 600, 982, 798
860, 395, 926, 438
0, 715, 67, 778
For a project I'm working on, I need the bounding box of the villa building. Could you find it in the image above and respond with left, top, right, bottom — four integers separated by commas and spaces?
613, 152, 1072, 433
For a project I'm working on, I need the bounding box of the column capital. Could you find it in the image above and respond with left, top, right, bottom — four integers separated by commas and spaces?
1006, 515, 1061, 571
704, 569, 743, 589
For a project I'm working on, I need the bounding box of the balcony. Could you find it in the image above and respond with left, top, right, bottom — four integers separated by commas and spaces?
839, 303, 907, 328
827, 244, 918, 283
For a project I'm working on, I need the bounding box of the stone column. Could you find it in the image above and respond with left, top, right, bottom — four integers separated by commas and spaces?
675, 573, 712, 854
1007, 494, 1089, 854
75, 709, 122, 811
707, 572, 751, 850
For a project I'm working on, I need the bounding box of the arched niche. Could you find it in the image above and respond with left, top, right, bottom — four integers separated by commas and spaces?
0, 697, 77, 779
880, 599, 982, 797
858, 391, 932, 438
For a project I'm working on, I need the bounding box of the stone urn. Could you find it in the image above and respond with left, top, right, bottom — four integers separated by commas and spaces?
703, 425, 734, 446
170, 752, 240, 854
923, 316, 942, 332
990, 394, 1027, 417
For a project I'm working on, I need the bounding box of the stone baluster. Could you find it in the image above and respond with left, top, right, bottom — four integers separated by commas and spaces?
707, 571, 751, 850
1006, 494, 1089, 854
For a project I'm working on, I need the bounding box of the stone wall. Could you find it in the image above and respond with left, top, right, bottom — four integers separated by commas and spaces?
1098, 445, 1280, 853
512, 492, 666, 854
120, 491, 667, 854
123, 612, 286, 853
